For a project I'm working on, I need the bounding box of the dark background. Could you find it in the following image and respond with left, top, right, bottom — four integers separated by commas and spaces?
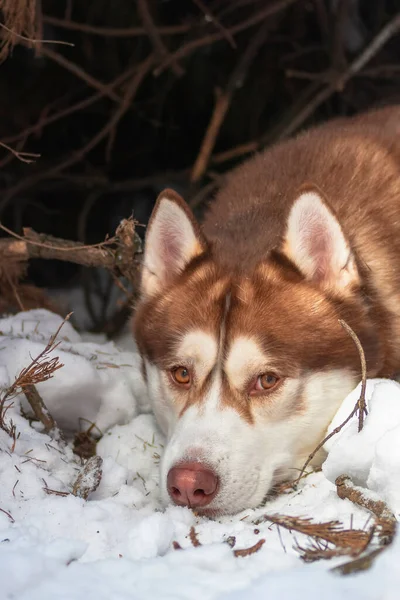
1, 0, 399, 332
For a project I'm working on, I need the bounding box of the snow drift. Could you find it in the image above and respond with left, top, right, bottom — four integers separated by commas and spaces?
0, 309, 399, 599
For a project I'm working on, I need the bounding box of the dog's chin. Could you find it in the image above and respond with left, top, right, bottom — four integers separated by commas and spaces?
191, 506, 222, 519
189, 505, 245, 518
164, 499, 255, 519
163, 499, 240, 518
191, 494, 269, 518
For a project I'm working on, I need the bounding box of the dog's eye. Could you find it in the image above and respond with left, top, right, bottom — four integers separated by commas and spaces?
170, 366, 191, 387
251, 373, 280, 394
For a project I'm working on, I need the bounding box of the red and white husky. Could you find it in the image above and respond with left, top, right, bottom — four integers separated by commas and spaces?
133, 106, 400, 515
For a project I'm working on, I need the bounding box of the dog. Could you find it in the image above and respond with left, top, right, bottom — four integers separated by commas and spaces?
133, 105, 400, 515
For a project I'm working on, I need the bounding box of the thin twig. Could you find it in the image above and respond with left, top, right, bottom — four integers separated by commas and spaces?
191, 20, 270, 182
254, 513, 370, 551
154, 0, 299, 76
0, 21, 74, 46
0, 223, 114, 252
4, 269, 24, 311
0, 141, 40, 164
339, 320, 367, 432
234, 538, 265, 557
0, 314, 71, 439
191, 89, 231, 182
137, 0, 184, 76
0, 507, 15, 523
40, 47, 122, 104
295, 319, 368, 481
43, 487, 69, 497
2, 66, 137, 146
191, 0, 236, 48
43, 15, 191, 37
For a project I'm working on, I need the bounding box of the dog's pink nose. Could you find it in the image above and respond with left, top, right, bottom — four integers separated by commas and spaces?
167, 462, 219, 508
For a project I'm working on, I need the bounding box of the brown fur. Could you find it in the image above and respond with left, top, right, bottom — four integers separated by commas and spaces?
134, 106, 400, 425
202, 106, 400, 377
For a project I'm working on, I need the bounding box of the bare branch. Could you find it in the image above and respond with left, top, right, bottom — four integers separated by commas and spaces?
0, 141, 40, 164
339, 320, 367, 432
191, 0, 236, 48
2, 66, 137, 147
294, 319, 368, 482
0, 21, 74, 47
23, 384, 62, 440
336, 475, 396, 545
137, 0, 184, 76
0, 55, 154, 212
279, 12, 400, 139
43, 15, 191, 38
191, 20, 270, 182
0, 217, 141, 285
154, 0, 300, 76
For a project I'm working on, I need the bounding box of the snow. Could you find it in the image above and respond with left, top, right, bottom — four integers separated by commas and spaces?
0, 309, 148, 433
0, 309, 400, 599
323, 379, 400, 511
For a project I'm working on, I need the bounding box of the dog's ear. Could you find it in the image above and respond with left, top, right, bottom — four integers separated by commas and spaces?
141, 189, 206, 297
283, 188, 359, 294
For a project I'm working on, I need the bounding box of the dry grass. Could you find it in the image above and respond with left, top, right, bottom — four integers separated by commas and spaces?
0, 0, 38, 61
0, 313, 70, 440
254, 513, 372, 563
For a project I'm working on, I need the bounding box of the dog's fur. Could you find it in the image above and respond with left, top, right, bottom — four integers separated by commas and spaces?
133, 105, 400, 515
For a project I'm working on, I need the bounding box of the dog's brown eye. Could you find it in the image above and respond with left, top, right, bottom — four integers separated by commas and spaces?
170, 366, 191, 387
251, 373, 280, 394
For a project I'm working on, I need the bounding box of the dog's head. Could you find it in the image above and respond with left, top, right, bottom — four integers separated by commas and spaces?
133, 188, 380, 515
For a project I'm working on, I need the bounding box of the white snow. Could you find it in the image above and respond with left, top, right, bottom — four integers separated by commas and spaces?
0, 309, 400, 599
323, 379, 400, 512
0, 309, 148, 433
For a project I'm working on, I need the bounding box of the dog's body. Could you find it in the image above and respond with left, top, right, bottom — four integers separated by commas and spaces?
133, 106, 400, 515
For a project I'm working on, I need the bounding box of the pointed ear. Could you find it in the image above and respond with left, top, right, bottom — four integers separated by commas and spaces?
141, 189, 206, 298
283, 189, 360, 294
